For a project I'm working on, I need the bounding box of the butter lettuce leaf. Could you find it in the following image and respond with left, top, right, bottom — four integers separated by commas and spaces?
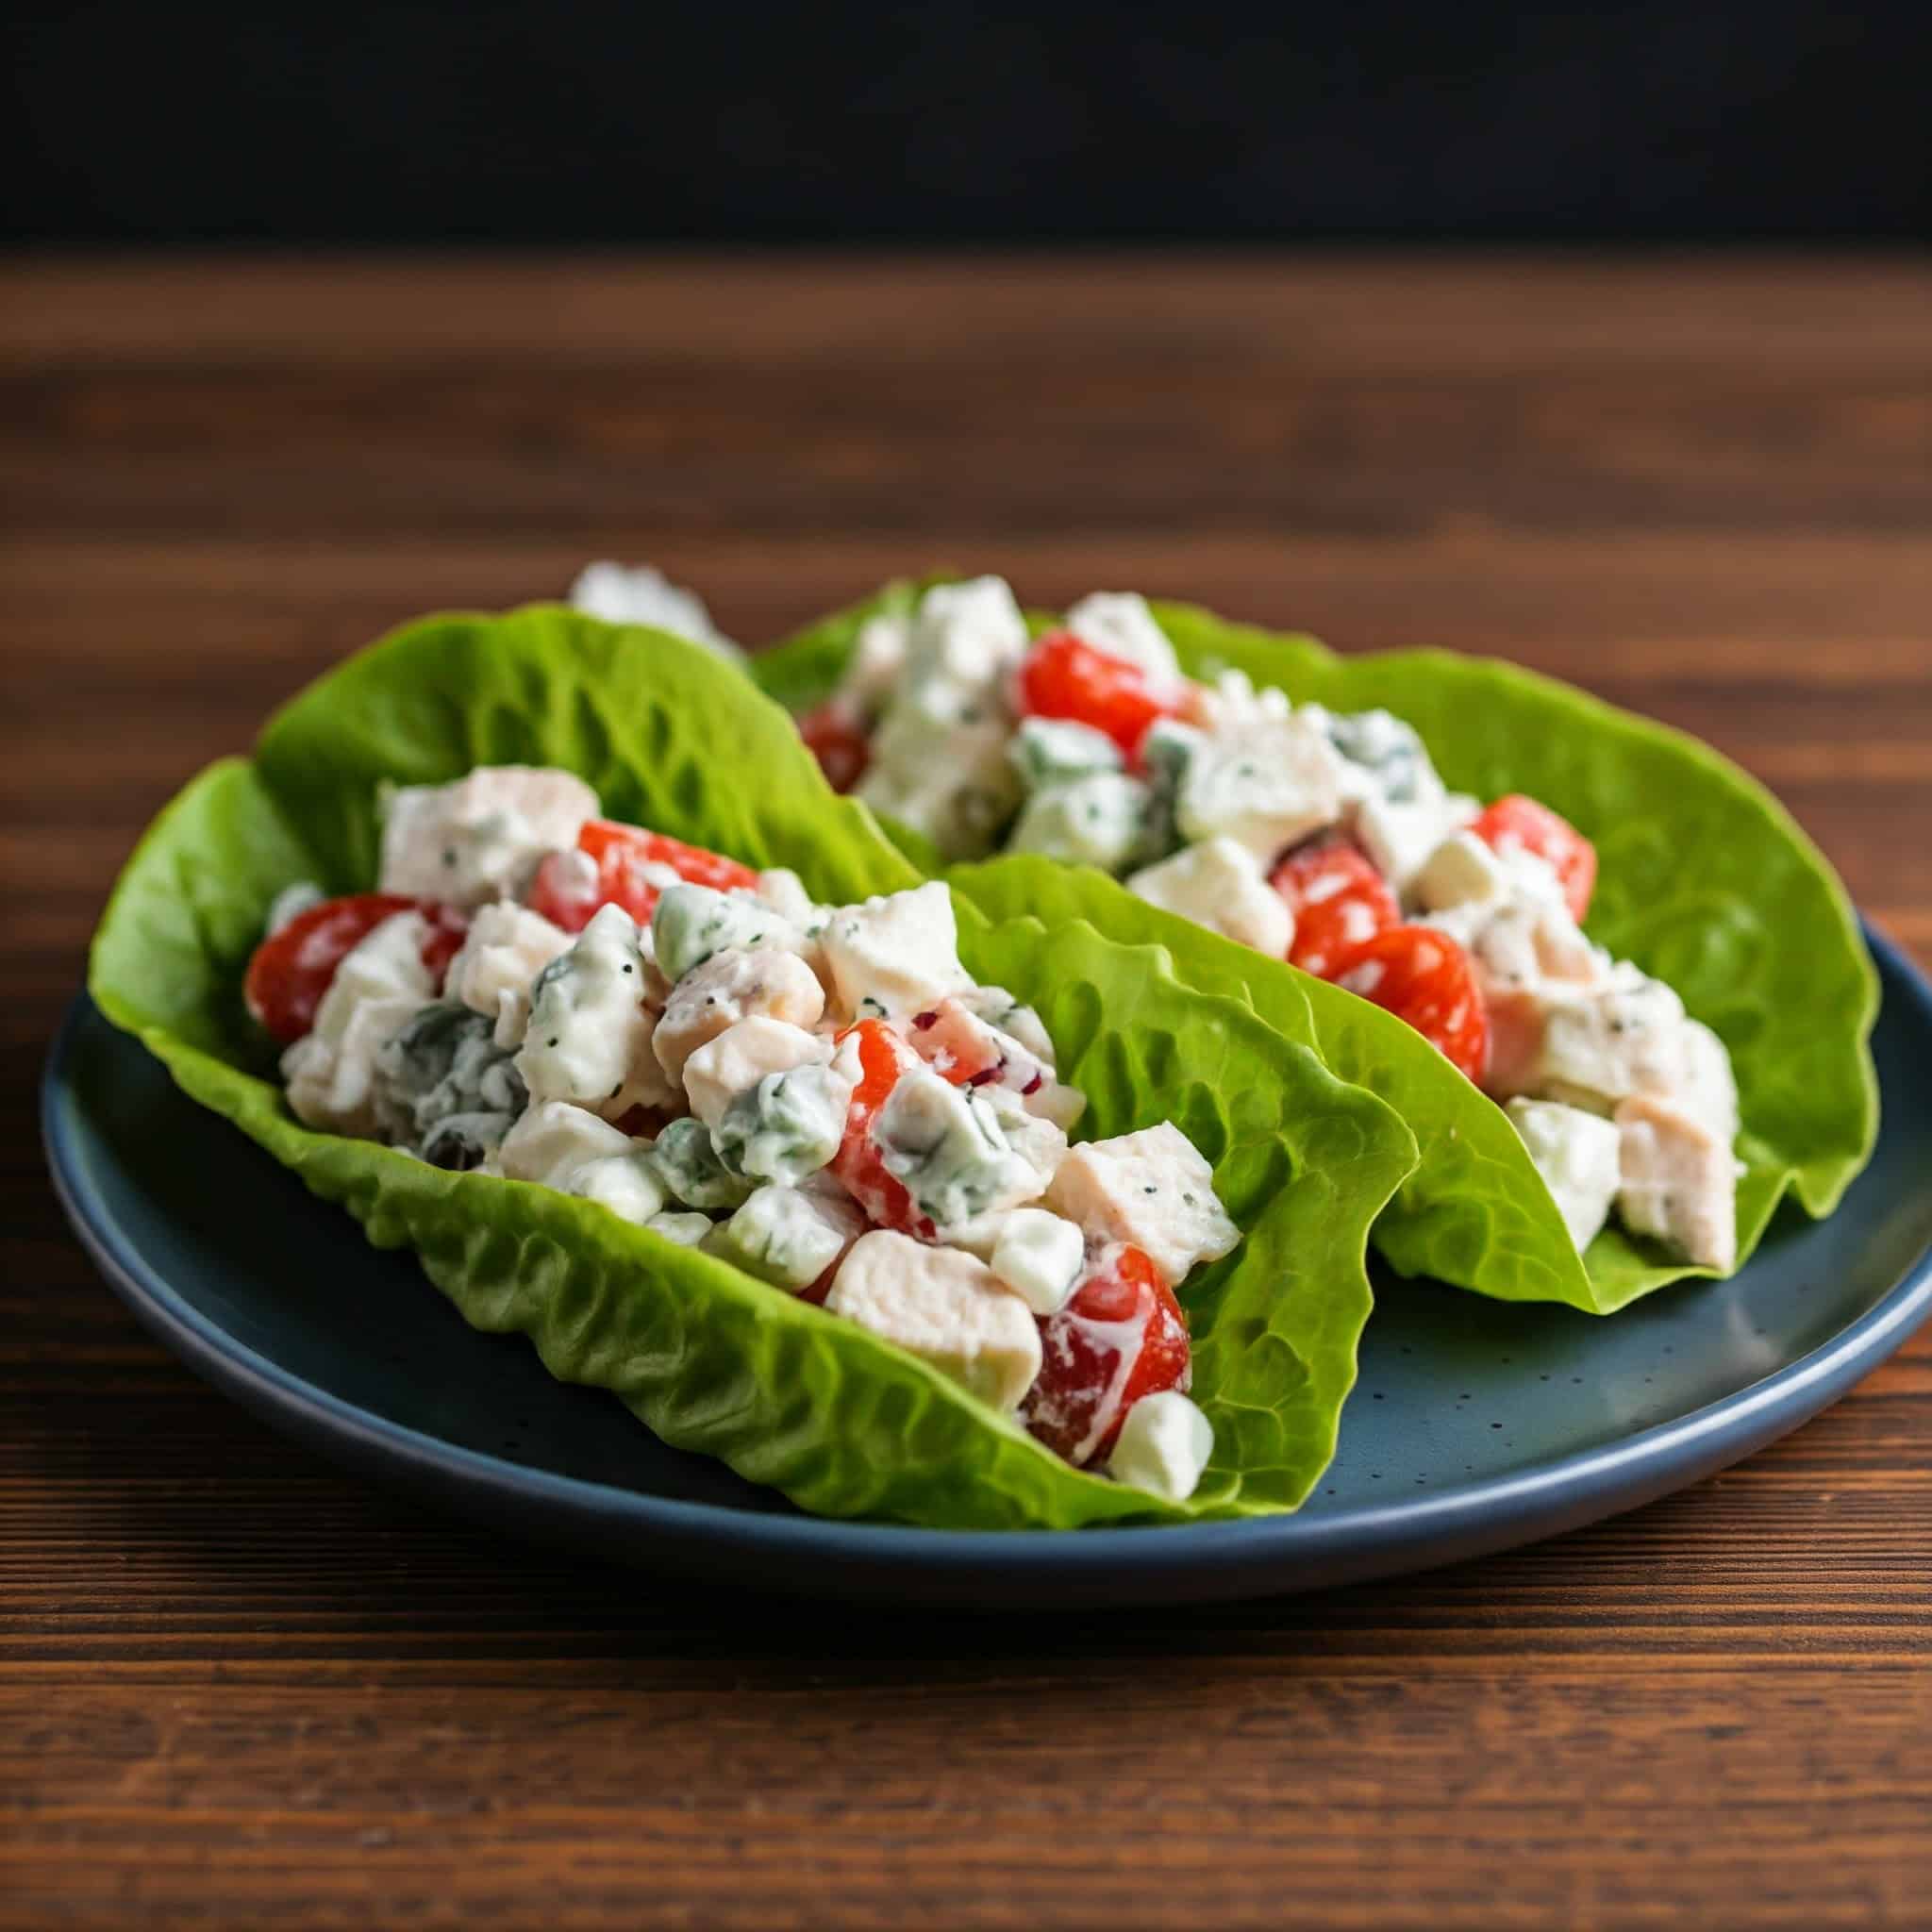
755, 592, 1880, 1312
90, 608, 1414, 1527
949, 857, 1600, 1308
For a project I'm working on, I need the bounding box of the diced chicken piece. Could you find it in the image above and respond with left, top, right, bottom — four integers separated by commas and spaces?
1062, 591, 1182, 689
857, 704, 1022, 859
1414, 828, 1605, 1007
498, 1100, 638, 1188
1107, 1390, 1215, 1502
1414, 829, 1561, 913
1454, 899, 1607, 996
933, 1209, 1010, 1262
752, 868, 824, 930
1522, 975, 1693, 1113
904, 575, 1030, 694
874, 1068, 1045, 1235
651, 946, 826, 1088
710, 1184, 867, 1291
650, 883, 808, 984
825, 1230, 1043, 1411
1615, 1093, 1739, 1272
1175, 712, 1346, 859
680, 1016, 828, 1129
379, 766, 599, 908
984, 1089, 1073, 1188
959, 986, 1055, 1060
1178, 669, 1293, 733
568, 559, 741, 660
851, 579, 1031, 858
281, 912, 435, 1136
821, 882, 972, 1021
1007, 772, 1150, 872
1022, 1079, 1084, 1137
1505, 1098, 1622, 1251
1044, 1123, 1239, 1289
1676, 1018, 1741, 1144
1000, 996, 1065, 1065
515, 903, 675, 1119
443, 900, 573, 1047
1126, 837, 1293, 957
1008, 717, 1124, 790
1352, 790, 1459, 894
1482, 984, 1559, 1103
990, 1208, 1089, 1316
568, 1150, 669, 1226
714, 1054, 857, 1189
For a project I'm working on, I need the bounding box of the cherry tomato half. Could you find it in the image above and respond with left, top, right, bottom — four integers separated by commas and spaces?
1469, 793, 1596, 924
527, 820, 760, 933
1023, 1244, 1192, 1466
243, 893, 466, 1044
1015, 630, 1179, 763
1270, 837, 1400, 977
1330, 924, 1490, 1084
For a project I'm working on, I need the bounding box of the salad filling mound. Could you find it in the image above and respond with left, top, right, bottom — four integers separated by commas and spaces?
796, 576, 1742, 1271
244, 766, 1241, 1503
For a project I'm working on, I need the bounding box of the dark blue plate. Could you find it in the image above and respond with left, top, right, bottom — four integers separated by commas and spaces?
43, 924, 1932, 1607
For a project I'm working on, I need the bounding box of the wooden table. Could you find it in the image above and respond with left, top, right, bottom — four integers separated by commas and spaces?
5, 256, 1928, 1929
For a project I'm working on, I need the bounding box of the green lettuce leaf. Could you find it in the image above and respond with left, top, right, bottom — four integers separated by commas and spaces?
90, 607, 1415, 1528
753, 591, 1880, 1312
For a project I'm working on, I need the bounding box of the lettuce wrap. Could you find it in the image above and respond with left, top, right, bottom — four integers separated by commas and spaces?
89, 607, 1417, 1528
752, 583, 1880, 1314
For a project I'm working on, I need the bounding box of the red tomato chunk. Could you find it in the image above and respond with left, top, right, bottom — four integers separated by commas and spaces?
578, 822, 759, 895
1331, 924, 1490, 1084
528, 820, 759, 933
829, 1019, 935, 1240
1022, 1245, 1191, 1466
243, 893, 466, 1044
1469, 793, 1597, 924
1015, 630, 1179, 763
1270, 837, 1400, 977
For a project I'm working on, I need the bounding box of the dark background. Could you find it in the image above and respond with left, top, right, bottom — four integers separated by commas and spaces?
6, 0, 1930, 244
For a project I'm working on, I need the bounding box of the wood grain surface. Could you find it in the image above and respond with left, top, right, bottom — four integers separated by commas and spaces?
3, 255, 1928, 1930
